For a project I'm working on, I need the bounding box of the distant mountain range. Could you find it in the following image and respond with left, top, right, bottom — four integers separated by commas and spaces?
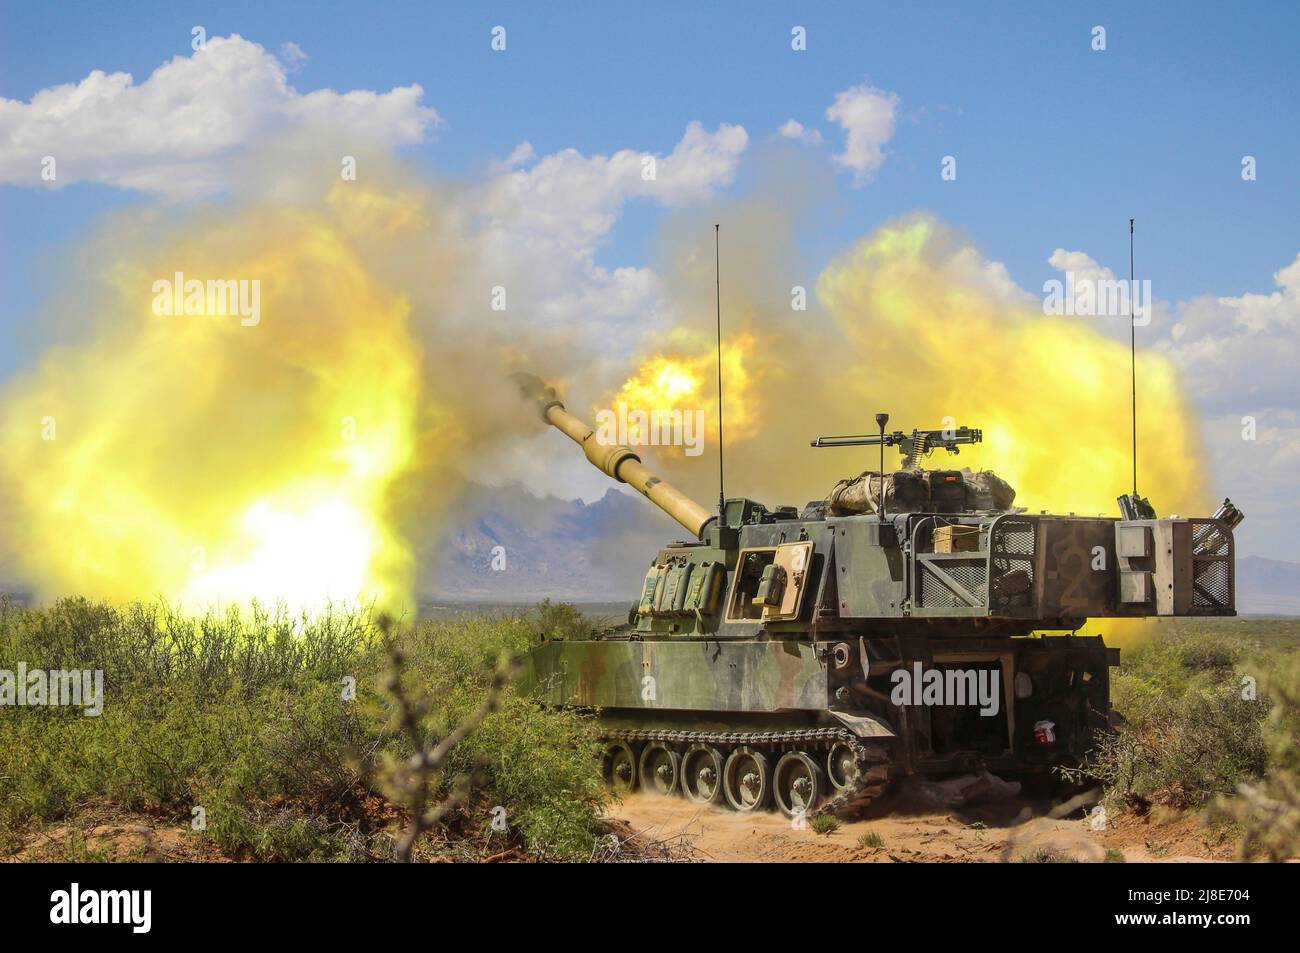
427, 484, 1300, 616
422, 483, 668, 605
1235, 556, 1300, 616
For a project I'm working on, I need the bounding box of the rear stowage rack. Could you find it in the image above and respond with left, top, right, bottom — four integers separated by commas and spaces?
1188, 517, 1233, 613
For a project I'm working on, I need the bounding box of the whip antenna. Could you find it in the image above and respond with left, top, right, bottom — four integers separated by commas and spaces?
1129, 218, 1137, 498
1116, 219, 1155, 521
714, 224, 725, 522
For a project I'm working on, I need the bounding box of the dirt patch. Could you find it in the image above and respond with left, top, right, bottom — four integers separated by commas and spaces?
6, 808, 225, 863
607, 791, 1233, 863
1094, 806, 1237, 862
4, 795, 1238, 863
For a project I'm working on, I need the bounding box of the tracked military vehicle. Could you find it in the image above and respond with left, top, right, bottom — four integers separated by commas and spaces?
514, 375, 1244, 817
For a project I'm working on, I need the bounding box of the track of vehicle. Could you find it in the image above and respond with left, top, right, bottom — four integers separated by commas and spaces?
601, 726, 891, 817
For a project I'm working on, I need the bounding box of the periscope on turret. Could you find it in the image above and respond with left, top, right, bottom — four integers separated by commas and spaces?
510, 374, 1244, 817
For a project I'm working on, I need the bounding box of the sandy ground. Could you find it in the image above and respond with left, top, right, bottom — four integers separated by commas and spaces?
607, 790, 1237, 863
6, 810, 226, 863
5, 793, 1238, 863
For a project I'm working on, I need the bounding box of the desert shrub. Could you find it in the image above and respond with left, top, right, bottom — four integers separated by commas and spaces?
0, 597, 607, 861
1018, 848, 1078, 863
858, 830, 884, 849
447, 694, 606, 859
1212, 654, 1300, 860
1061, 629, 1271, 811
530, 598, 597, 642
1115, 628, 1249, 695
809, 814, 839, 835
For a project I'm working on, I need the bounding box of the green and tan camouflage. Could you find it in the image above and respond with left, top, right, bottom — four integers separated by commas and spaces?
512, 375, 1244, 816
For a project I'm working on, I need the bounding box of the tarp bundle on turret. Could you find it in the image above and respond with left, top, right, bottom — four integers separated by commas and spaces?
962, 468, 1017, 511
826, 467, 1016, 516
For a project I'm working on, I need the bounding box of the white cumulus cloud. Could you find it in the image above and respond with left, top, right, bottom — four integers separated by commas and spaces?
1158, 253, 1300, 412
825, 83, 899, 183
474, 120, 748, 329
1047, 248, 1116, 286
0, 34, 440, 198
778, 119, 823, 144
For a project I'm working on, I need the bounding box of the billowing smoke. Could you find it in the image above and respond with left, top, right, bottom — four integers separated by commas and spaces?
0, 138, 1211, 620
0, 152, 566, 611
603, 210, 1209, 525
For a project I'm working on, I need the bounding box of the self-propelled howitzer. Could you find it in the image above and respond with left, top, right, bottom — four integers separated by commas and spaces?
513, 374, 1244, 816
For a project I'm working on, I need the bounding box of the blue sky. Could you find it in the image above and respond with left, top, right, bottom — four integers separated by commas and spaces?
4, 1, 1297, 318
1, 0, 1298, 560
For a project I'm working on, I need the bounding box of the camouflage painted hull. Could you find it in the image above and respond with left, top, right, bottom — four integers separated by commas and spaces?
519, 632, 1116, 773
522, 638, 826, 715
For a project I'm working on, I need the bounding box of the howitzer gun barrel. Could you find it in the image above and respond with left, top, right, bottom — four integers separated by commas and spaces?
514, 374, 716, 541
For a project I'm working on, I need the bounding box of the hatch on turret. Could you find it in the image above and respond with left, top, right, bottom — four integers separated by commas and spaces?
724, 541, 814, 623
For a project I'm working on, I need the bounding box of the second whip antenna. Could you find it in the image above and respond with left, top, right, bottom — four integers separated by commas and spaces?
714, 223, 725, 522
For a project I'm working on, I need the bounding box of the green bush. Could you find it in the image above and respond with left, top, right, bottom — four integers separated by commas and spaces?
809, 814, 839, 835
1212, 654, 1300, 860
1018, 848, 1078, 863
530, 598, 599, 642
1061, 629, 1272, 812
0, 597, 608, 861
857, 830, 884, 849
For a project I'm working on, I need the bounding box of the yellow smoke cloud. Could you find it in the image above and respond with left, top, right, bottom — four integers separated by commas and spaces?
614, 214, 1209, 524
0, 166, 1212, 627
0, 181, 449, 612
610, 330, 758, 443
815, 216, 1209, 517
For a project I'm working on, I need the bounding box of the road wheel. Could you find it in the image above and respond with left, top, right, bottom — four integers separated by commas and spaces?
638, 743, 681, 796
681, 744, 726, 805
826, 742, 858, 793
602, 742, 637, 793
723, 747, 772, 812
774, 751, 825, 818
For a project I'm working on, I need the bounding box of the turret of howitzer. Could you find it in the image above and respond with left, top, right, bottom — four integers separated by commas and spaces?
515, 374, 1245, 628
513, 373, 716, 541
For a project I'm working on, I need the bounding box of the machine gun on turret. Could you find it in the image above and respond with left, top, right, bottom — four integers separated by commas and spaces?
810, 424, 983, 469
